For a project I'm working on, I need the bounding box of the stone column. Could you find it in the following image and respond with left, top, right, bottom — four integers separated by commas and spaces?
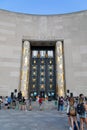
20, 41, 30, 99
56, 41, 65, 97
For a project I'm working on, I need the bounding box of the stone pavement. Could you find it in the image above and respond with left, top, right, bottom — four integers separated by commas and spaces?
0, 109, 68, 130
0, 101, 86, 130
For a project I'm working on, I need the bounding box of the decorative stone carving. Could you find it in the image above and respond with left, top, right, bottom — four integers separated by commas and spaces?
20, 40, 30, 99
56, 41, 65, 97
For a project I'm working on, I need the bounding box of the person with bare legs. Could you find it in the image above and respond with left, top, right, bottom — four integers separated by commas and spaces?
69, 97, 80, 130
77, 95, 86, 130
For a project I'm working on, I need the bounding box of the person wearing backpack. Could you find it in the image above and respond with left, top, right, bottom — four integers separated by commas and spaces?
59, 96, 64, 111
69, 97, 80, 130
77, 97, 86, 130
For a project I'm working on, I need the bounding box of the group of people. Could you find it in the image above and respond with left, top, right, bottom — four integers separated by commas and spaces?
56, 94, 87, 130
0, 92, 44, 111
66, 94, 87, 130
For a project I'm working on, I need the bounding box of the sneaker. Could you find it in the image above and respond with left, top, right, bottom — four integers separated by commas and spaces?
69, 127, 72, 130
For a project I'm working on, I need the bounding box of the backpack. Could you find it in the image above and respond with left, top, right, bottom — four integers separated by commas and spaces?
69, 105, 76, 116
77, 103, 85, 115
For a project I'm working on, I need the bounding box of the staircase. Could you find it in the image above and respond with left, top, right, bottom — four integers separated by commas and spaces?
31, 100, 58, 111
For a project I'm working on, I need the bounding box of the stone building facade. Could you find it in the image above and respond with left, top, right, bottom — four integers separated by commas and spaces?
0, 9, 87, 98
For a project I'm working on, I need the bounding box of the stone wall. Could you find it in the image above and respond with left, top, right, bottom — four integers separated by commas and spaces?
0, 10, 87, 96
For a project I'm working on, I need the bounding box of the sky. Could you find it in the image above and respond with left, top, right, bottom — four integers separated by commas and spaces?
0, 0, 87, 15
